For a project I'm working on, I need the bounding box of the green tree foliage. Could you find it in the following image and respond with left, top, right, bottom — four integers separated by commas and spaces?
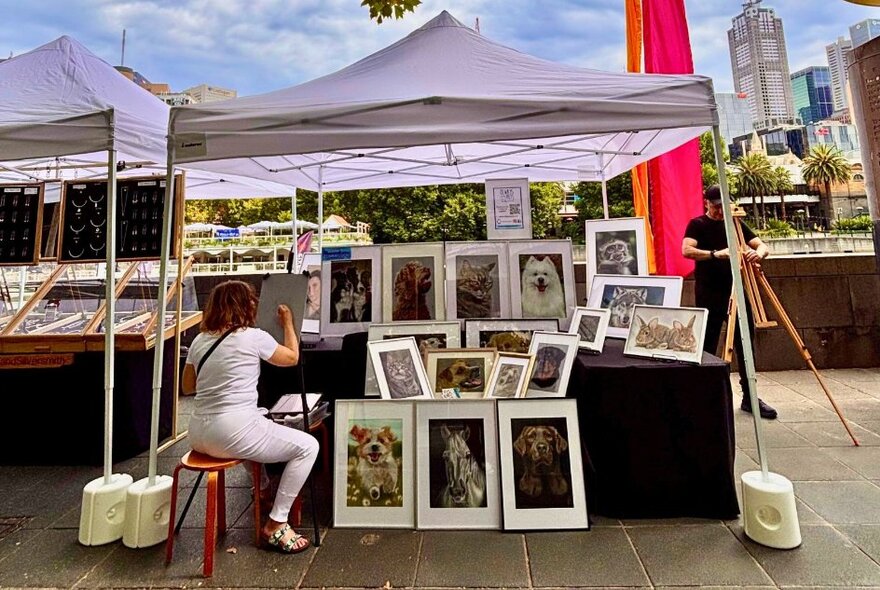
771, 166, 793, 221
184, 197, 295, 227
564, 175, 636, 244
699, 131, 729, 191
802, 144, 852, 218
362, 0, 421, 23
733, 153, 773, 226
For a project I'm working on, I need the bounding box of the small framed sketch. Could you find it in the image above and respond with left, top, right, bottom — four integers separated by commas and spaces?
320, 245, 382, 337
586, 274, 684, 339
497, 398, 588, 530
365, 321, 462, 397
464, 318, 559, 353
301, 252, 322, 334
485, 352, 535, 399
568, 307, 611, 354
334, 400, 415, 527
381, 243, 445, 323
525, 331, 579, 398
486, 178, 532, 240
507, 240, 576, 329
416, 400, 501, 529
624, 305, 708, 365
584, 217, 649, 294
445, 241, 511, 322
368, 337, 433, 400
424, 348, 498, 399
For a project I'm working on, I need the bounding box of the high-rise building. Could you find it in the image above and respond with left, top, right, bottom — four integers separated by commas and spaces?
715, 92, 753, 146
850, 18, 880, 48
791, 66, 834, 124
727, 0, 797, 130
181, 84, 237, 104
826, 36, 854, 113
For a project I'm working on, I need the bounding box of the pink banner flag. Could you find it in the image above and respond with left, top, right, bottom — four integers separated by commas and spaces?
296, 230, 314, 254
643, 0, 703, 277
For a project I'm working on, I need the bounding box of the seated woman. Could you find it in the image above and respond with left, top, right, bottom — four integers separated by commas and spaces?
182, 280, 318, 554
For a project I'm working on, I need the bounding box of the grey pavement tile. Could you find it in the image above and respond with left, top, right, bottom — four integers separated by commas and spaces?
0, 528, 115, 588
302, 529, 420, 588
822, 446, 880, 479
527, 529, 649, 587
774, 399, 841, 423
736, 450, 760, 481
794, 498, 828, 525
735, 420, 814, 449
623, 517, 724, 526
588, 513, 621, 527
860, 421, 880, 436
765, 370, 829, 386
171, 482, 255, 530
0, 526, 41, 563
416, 530, 529, 587
796, 481, 880, 524
827, 368, 880, 383
627, 523, 772, 586
736, 524, 880, 587
746, 384, 812, 404
789, 380, 875, 402
839, 399, 880, 422
786, 421, 880, 448
742, 447, 862, 482
838, 524, 880, 565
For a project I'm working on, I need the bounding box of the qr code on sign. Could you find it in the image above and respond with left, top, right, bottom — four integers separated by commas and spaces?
508, 204, 521, 215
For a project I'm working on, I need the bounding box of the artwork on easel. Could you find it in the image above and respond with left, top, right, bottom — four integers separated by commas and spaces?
255, 273, 307, 342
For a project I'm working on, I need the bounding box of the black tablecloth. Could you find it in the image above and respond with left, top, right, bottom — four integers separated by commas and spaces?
570, 339, 739, 519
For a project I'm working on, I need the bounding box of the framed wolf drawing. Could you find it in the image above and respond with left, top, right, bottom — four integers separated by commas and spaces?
586, 274, 683, 339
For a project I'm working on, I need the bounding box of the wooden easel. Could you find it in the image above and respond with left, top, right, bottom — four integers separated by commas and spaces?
724, 205, 859, 446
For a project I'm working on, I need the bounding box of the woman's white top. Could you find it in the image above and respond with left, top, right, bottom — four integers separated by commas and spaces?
186, 327, 279, 416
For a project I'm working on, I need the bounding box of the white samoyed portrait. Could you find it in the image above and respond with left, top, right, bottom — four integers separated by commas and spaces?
520, 255, 566, 318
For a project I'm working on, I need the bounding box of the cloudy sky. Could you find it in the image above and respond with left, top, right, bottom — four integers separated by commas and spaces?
2, 0, 877, 96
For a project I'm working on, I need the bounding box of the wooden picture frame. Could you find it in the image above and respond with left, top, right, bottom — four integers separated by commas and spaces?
334, 400, 415, 528
445, 241, 511, 323
381, 242, 445, 323
584, 217, 649, 295
497, 398, 588, 530
464, 318, 559, 352
507, 239, 576, 329
423, 348, 498, 399
0, 183, 44, 266
567, 307, 611, 354
415, 399, 501, 529
320, 244, 382, 337
368, 337, 433, 400
525, 331, 580, 398
586, 274, 684, 339
623, 305, 709, 365
484, 352, 535, 399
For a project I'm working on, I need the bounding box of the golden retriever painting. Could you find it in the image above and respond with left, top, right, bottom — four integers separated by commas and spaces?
510, 418, 573, 509
392, 257, 434, 321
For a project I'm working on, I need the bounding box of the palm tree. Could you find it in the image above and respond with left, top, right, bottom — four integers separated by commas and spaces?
771, 166, 793, 221
802, 144, 852, 222
734, 153, 774, 226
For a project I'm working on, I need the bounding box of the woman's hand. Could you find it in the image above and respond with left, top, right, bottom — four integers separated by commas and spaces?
277, 304, 294, 327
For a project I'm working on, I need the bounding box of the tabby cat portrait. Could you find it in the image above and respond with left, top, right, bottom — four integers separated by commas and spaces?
456, 257, 499, 318
379, 349, 423, 399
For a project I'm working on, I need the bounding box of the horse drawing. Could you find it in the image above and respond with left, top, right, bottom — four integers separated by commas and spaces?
436, 424, 486, 508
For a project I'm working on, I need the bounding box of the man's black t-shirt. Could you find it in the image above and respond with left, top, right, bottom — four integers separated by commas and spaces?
684, 214, 756, 309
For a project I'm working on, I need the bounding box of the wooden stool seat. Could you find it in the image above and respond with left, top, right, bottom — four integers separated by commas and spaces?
182, 450, 243, 472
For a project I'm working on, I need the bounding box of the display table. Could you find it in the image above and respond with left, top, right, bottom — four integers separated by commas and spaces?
569, 339, 739, 520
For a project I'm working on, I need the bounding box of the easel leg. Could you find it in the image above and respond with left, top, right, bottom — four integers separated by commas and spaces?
724, 296, 737, 364
298, 360, 323, 545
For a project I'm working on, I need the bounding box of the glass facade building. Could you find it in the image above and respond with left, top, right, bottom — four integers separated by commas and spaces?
791, 67, 834, 124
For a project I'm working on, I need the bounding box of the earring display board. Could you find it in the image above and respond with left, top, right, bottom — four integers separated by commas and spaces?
58, 175, 183, 264
0, 183, 43, 266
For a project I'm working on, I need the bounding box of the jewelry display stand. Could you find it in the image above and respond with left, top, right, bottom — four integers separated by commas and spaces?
0, 183, 43, 266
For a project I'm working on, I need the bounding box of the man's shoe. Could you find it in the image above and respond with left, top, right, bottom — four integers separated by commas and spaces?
741, 396, 778, 420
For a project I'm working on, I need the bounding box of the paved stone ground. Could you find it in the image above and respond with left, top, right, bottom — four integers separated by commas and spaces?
0, 368, 879, 589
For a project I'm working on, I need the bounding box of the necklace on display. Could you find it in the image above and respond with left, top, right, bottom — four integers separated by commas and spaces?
89, 242, 104, 254
70, 224, 86, 234
70, 196, 88, 209
90, 217, 106, 228
88, 191, 105, 205
67, 247, 84, 259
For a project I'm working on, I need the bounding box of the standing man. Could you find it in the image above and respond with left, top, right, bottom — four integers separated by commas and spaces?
682, 185, 778, 419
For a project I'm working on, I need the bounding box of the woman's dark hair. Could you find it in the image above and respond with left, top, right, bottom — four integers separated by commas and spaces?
201, 280, 258, 333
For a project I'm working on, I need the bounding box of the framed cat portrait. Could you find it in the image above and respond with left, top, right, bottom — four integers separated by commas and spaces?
365, 321, 462, 397
584, 217, 649, 296
485, 352, 535, 399
586, 274, 684, 339
381, 243, 445, 323
368, 337, 433, 400
507, 239, 576, 330
445, 241, 511, 323
567, 307, 611, 354
320, 245, 382, 338
423, 348, 498, 399
464, 318, 559, 353
525, 331, 580, 398
624, 305, 708, 365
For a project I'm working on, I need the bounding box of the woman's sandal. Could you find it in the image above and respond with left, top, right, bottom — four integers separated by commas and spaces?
264, 523, 311, 554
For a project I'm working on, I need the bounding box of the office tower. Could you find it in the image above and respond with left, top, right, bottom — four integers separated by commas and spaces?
715, 93, 754, 145
728, 0, 796, 130
826, 36, 854, 113
850, 18, 880, 48
791, 66, 834, 124
182, 84, 237, 104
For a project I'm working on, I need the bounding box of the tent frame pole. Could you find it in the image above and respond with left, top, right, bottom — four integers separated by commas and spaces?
318, 166, 324, 252
292, 187, 298, 241
600, 154, 609, 219
103, 143, 118, 484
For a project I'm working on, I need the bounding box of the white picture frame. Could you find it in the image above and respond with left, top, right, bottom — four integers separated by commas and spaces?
586, 274, 684, 339
365, 321, 462, 397
423, 348, 498, 399
415, 400, 501, 529
333, 400, 415, 528
300, 252, 322, 334
445, 241, 511, 322
567, 307, 611, 354
484, 352, 535, 399
368, 337, 433, 400
525, 331, 580, 398
381, 242, 446, 323
624, 305, 709, 365
497, 398, 588, 530
320, 245, 382, 337
507, 239, 576, 329
486, 178, 532, 240
584, 217, 649, 296
464, 318, 559, 352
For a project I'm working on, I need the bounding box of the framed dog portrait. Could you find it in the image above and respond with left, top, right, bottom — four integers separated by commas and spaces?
507, 240, 576, 329
381, 243, 445, 323
586, 274, 684, 339
497, 398, 588, 530
485, 352, 535, 399
365, 321, 462, 397
445, 241, 511, 322
525, 331, 579, 398
334, 400, 415, 528
567, 307, 611, 354
368, 337, 433, 400
320, 245, 382, 337
300, 252, 322, 334
464, 318, 559, 353
624, 305, 709, 365
584, 217, 649, 295
415, 400, 501, 529
423, 348, 498, 399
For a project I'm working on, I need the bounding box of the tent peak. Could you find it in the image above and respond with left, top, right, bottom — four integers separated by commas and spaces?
414, 11, 469, 32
